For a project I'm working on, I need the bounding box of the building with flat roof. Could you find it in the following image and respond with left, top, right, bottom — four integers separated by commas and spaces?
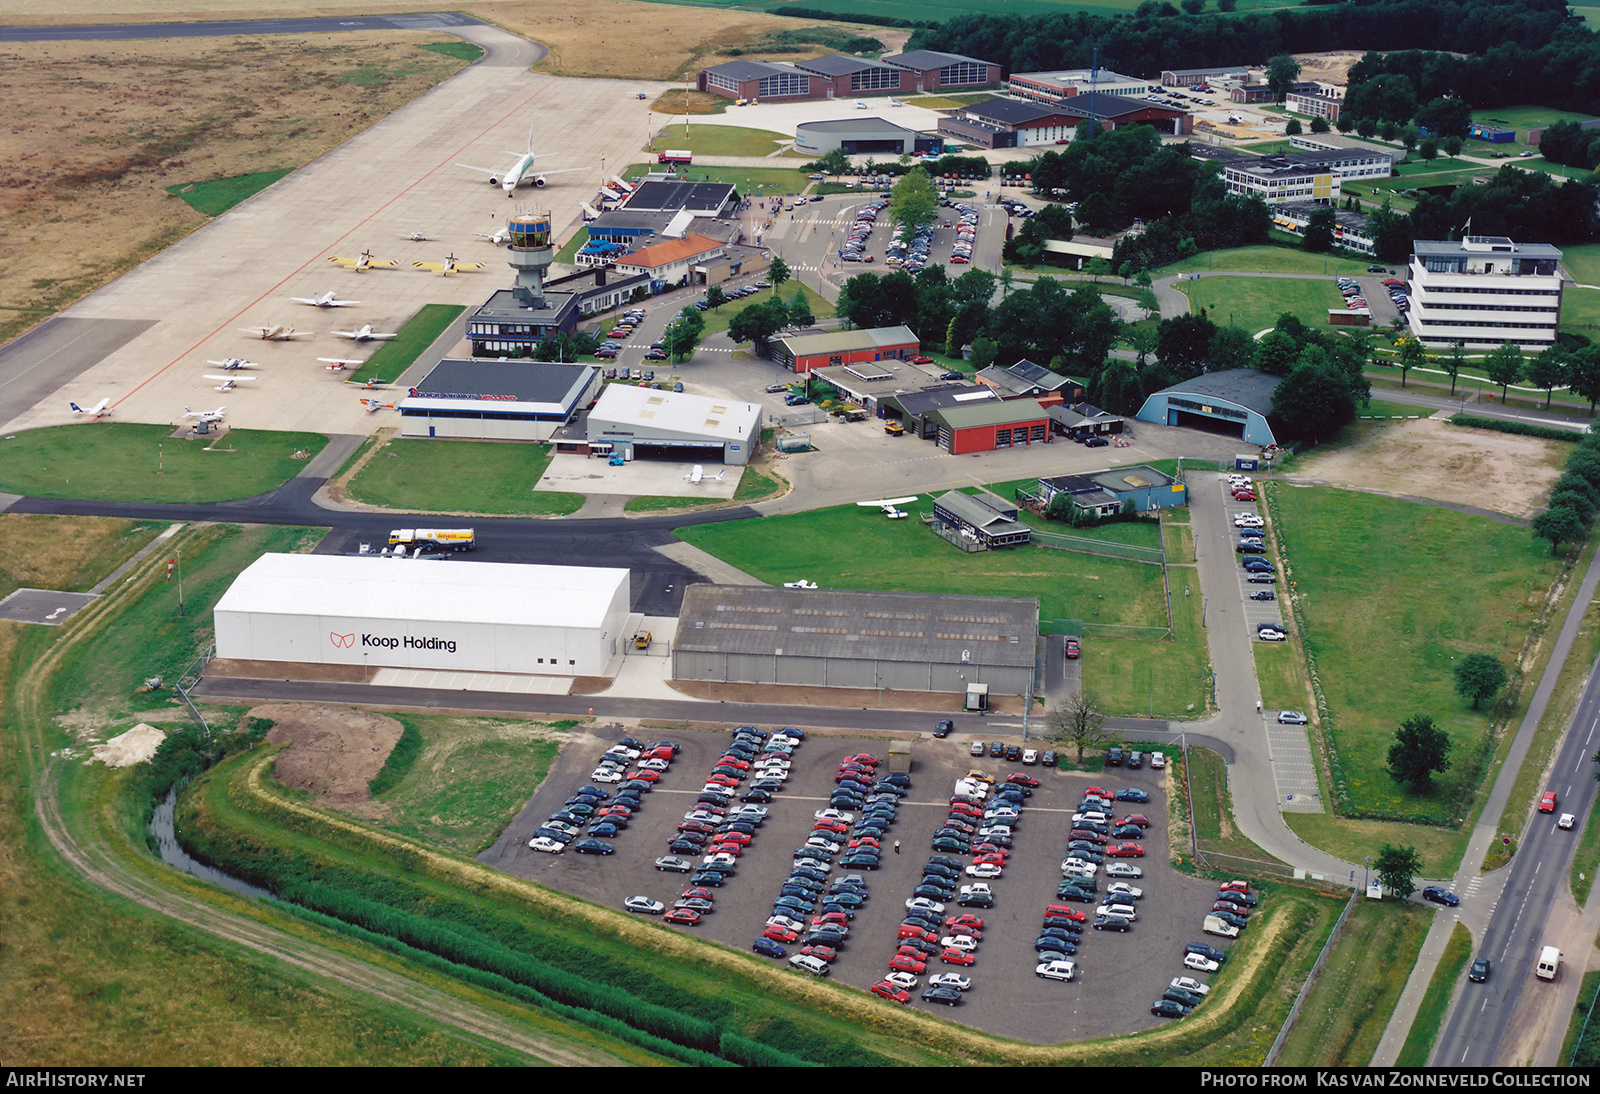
881, 50, 1001, 94
1219, 154, 1339, 206
1407, 236, 1564, 350
1285, 88, 1343, 123
1288, 133, 1403, 165
586, 384, 762, 465
1037, 466, 1186, 515
398, 359, 599, 441
215, 554, 631, 678
622, 181, 739, 217
973, 359, 1079, 406
1008, 68, 1153, 104
1135, 368, 1283, 446
701, 51, 998, 101
794, 117, 939, 157
672, 583, 1037, 703
939, 95, 1190, 149
1162, 67, 1249, 87
769, 325, 920, 374
879, 384, 998, 439
1048, 401, 1123, 439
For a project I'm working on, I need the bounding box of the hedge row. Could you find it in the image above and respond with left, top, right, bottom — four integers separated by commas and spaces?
1448, 415, 1583, 442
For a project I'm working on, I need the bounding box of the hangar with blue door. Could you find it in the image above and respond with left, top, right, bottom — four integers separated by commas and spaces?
1134, 368, 1282, 447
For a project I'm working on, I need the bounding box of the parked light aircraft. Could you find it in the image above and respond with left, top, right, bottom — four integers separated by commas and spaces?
70, 398, 112, 419
345, 378, 392, 389
205, 374, 256, 392
184, 406, 227, 424
857, 496, 917, 519
783, 580, 818, 590
359, 398, 397, 413
397, 229, 438, 241
457, 127, 585, 194
292, 291, 360, 308
240, 324, 311, 340
412, 253, 484, 276
474, 226, 512, 245
684, 465, 726, 485
318, 357, 365, 371
327, 250, 399, 272
331, 325, 398, 342
204, 358, 260, 371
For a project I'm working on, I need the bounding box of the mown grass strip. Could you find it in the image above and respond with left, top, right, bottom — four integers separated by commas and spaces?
1395, 922, 1475, 1066
166, 169, 293, 216
349, 303, 465, 385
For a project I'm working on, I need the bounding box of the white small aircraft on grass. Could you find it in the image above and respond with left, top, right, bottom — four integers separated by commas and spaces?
684, 464, 725, 485
184, 406, 226, 424
318, 357, 366, 371
205, 358, 260, 370
239, 324, 311, 340
70, 398, 112, 420
412, 253, 485, 276
331, 325, 397, 342
327, 249, 399, 272
204, 374, 257, 392
857, 495, 917, 519
292, 291, 360, 308
783, 580, 818, 590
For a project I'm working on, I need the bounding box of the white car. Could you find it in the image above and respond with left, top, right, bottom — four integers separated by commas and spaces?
527, 836, 566, 853
815, 809, 854, 823
1106, 882, 1144, 900
906, 897, 946, 914
1184, 953, 1221, 973
1061, 860, 1098, 877
542, 820, 581, 837
928, 973, 971, 991
1073, 812, 1110, 825
590, 767, 625, 783
1096, 903, 1138, 921
624, 896, 665, 915
966, 862, 1004, 879
1172, 976, 1210, 995
767, 915, 805, 932
1036, 959, 1076, 981
1150, 751, 1167, 769
804, 837, 842, 854
883, 970, 920, 990
604, 746, 641, 761
702, 852, 737, 868
1277, 710, 1309, 725
636, 758, 670, 771
754, 768, 789, 782
1258, 628, 1287, 642
959, 882, 992, 898
1105, 862, 1143, 879
654, 856, 693, 872
939, 935, 978, 951
1022, 749, 1038, 765
1558, 813, 1576, 830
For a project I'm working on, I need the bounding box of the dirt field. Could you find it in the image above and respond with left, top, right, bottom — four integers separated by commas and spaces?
1288, 416, 1567, 519
1293, 51, 1365, 88
256, 702, 403, 817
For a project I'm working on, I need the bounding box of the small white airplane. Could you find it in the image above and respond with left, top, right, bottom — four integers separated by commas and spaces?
397, 229, 438, 241
412, 253, 485, 276
344, 377, 392, 389
204, 357, 260, 371
318, 357, 366, 371
684, 464, 726, 485
474, 226, 512, 245
292, 290, 360, 308
457, 126, 586, 195
359, 398, 396, 413
184, 406, 226, 424
204, 374, 257, 392
857, 495, 918, 519
783, 580, 818, 590
70, 398, 112, 420
330, 325, 398, 342
327, 249, 399, 272
239, 323, 312, 340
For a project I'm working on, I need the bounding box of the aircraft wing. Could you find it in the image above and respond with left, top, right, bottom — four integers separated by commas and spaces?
531, 168, 587, 178
857, 496, 918, 508
204, 374, 255, 382
452, 262, 486, 272
412, 261, 445, 272
455, 163, 502, 175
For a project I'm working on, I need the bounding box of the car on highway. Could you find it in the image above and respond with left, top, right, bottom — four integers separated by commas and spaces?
1469, 958, 1491, 982
1559, 813, 1576, 829
1539, 791, 1558, 813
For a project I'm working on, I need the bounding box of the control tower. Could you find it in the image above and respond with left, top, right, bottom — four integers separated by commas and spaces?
506, 211, 554, 307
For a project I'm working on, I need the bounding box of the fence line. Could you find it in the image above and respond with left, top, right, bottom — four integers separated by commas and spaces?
1264, 891, 1361, 1066
176, 643, 214, 744
1030, 528, 1165, 564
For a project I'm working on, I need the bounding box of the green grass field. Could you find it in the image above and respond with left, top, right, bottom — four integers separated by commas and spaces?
348, 303, 465, 386
1164, 246, 1384, 278
648, 123, 791, 158
1270, 485, 1566, 825
0, 424, 327, 503
345, 436, 583, 515
419, 41, 485, 62
1276, 899, 1433, 1066
621, 162, 813, 200
1180, 275, 1345, 334
166, 169, 293, 217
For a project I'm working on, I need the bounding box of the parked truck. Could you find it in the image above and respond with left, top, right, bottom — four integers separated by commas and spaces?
388, 528, 475, 552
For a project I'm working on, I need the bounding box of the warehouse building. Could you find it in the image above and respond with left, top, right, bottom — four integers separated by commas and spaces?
672, 584, 1037, 704
214, 554, 631, 678
769, 325, 920, 374
1134, 368, 1282, 446
398, 359, 599, 441
586, 384, 762, 465
794, 117, 940, 158
925, 399, 1051, 454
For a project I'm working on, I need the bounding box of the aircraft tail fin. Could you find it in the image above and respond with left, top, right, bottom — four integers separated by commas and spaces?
70, 402, 82, 413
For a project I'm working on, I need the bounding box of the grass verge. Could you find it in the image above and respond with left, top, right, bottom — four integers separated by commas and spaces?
348, 303, 464, 386
344, 435, 584, 516
1561, 969, 1600, 1066
1180, 275, 1346, 334
1275, 898, 1432, 1066
1188, 746, 1289, 865
1394, 921, 1475, 1066
0, 424, 327, 503
165, 169, 292, 216
0, 515, 166, 601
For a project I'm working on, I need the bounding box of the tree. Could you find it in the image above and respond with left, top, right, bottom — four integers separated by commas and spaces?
768, 256, 791, 293
1444, 136, 1463, 158
1387, 714, 1452, 792
1453, 653, 1508, 710
1180, 0, 1205, 12
1482, 342, 1525, 402
1566, 345, 1600, 416
728, 297, 788, 348
1419, 138, 1439, 161
1266, 54, 1301, 102
705, 284, 727, 312
1285, 117, 1302, 137
1047, 690, 1116, 764
889, 166, 939, 238
1302, 207, 1335, 253
1374, 844, 1422, 901
1526, 346, 1571, 408
1271, 354, 1361, 443
1157, 311, 1216, 380
786, 291, 813, 330
1085, 256, 1114, 282
967, 336, 997, 371
1396, 337, 1426, 388
811, 148, 849, 176
1533, 505, 1586, 555
1439, 340, 1465, 395
1310, 115, 1330, 134
662, 305, 705, 363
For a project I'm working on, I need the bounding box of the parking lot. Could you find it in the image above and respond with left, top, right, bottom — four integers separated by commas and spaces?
484, 724, 1231, 1042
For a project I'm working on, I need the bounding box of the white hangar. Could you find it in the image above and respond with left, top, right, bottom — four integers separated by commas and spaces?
214, 554, 631, 677
586, 384, 762, 466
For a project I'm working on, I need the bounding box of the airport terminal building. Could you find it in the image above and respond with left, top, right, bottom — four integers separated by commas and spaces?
214, 555, 631, 677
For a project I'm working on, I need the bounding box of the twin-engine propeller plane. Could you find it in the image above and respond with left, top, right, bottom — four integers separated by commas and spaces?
239, 323, 311, 340
205, 374, 257, 392
330, 325, 398, 342
205, 358, 260, 371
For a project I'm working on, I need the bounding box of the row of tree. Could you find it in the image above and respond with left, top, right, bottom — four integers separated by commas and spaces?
1530, 423, 1600, 554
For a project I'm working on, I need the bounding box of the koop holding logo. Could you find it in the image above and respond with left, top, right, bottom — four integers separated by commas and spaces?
329, 631, 356, 649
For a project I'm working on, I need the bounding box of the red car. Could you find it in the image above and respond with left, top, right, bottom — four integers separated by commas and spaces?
1539, 791, 1558, 813
813, 819, 849, 835
949, 802, 983, 817
945, 924, 983, 941
681, 887, 714, 901
871, 981, 911, 1004
1085, 786, 1110, 799
1007, 774, 1041, 788
1065, 637, 1080, 660
899, 924, 935, 941
1118, 814, 1151, 828
888, 954, 927, 974
764, 925, 799, 943
946, 913, 985, 930
801, 944, 838, 961
940, 948, 976, 966
716, 756, 751, 770
1045, 905, 1088, 921
705, 774, 739, 787
1220, 880, 1250, 893
1212, 901, 1250, 918
1107, 843, 1146, 858
663, 908, 701, 926
626, 769, 660, 782
708, 842, 744, 856
911, 356, 934, 364
849, 837, 880, 850
717, 831, 751, 845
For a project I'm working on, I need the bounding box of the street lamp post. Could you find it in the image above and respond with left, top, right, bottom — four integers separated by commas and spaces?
1364, 856, 1372, 893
